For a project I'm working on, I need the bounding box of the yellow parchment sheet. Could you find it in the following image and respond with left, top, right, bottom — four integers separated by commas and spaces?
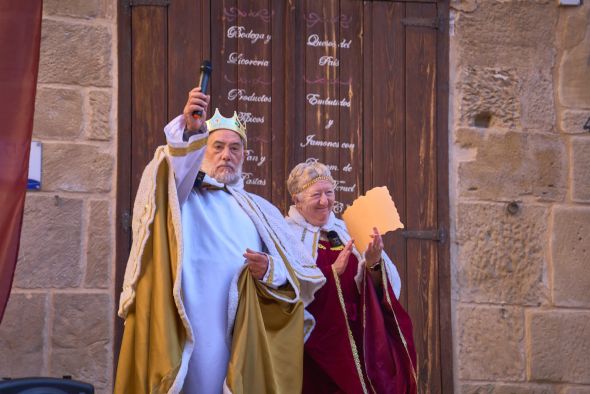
341, 186, 404, 253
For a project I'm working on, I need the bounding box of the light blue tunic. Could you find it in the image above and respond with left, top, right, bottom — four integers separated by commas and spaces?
181, 181, 262, 394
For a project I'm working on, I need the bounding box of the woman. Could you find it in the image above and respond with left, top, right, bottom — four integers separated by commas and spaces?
286, 161, 417, 394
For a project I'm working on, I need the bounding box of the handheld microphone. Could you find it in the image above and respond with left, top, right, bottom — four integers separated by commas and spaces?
192, 60, 212, 119
327, 231, 344, 248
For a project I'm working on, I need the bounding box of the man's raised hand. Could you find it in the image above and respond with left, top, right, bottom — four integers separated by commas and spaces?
243, 248, 269, 280
183, 87, 210, 132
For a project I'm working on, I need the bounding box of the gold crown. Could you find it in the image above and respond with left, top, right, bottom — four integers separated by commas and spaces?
206, 108, 247, 145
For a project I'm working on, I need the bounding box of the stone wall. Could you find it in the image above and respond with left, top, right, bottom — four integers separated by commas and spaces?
0, 1, 116, 393
451, 0, 590, 393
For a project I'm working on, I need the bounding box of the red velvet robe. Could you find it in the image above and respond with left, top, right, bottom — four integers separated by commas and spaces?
303, 240, 417, 394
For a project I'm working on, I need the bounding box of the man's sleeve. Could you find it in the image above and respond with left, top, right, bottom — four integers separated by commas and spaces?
260, 253, 288, 289
164, 114, 208, 205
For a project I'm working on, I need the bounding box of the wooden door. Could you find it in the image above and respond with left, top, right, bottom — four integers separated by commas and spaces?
116, 0, 452, 392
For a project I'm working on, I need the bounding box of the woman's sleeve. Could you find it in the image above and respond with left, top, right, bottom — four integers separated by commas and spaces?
381, 253, 402, 299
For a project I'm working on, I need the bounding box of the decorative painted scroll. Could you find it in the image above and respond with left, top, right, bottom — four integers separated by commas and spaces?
342, 186, 404, 253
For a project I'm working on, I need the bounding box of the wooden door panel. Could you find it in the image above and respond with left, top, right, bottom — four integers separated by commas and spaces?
288, 0, 307, 185
130, 6, 168, 199
270, 0, 288, 209
364, 1, 408, 307
210, 0, 276, 200
303, 0, 341, 203
210, 0, 238, 116
405, 2, 441, 391
167, 0, 210, 121
339, 0, 364, 218
236, 0, 273, 201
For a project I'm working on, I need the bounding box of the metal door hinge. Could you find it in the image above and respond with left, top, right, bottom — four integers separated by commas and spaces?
402, 16, 445, 31
401, 228, 446, 243
129, 0, 170, 6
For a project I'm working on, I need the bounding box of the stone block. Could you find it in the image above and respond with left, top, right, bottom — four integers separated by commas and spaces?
519, 68, 555, 133
85, 200, 112, 288
51, 293, 111, 391
457, 129, 566, 201
572, 138, 590, 202
529, 310, 590, 383
50, 343, 109, 392
16, 195, 83, 288
43, 0, 109, 19
456, 202, 549, 305
52, 293, 110, 348
33, 87, 83, 140
458, 67, 520, 129
559, 39, 590, 108
560, 110, 590, 135
561, 387, 590, 394
42, 143, 114, 193
450, 0, 477, 14
552, 206, 590, 307
38, 20, 111, 87
457, 304, 524, 381
453, 1, 558, 68
86, 90, 113, 141
456, 65, 555, 133
558, 1, 589, 51
460, 383, 556, 394
0, 293, 46, 376
557, 4, 590, 108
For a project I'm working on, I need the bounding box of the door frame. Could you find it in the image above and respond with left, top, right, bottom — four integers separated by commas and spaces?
114, 0, 453, 391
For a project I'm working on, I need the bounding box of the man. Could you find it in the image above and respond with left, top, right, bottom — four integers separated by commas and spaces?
115, 88, 325, 394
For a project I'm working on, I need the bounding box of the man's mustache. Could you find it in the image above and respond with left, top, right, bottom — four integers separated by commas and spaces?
216, 164, 236, 172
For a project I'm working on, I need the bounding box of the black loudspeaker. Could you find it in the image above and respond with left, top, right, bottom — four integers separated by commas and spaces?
0, 377, 94, 394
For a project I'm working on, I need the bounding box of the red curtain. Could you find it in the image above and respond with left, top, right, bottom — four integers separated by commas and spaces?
0, 2, 43, 323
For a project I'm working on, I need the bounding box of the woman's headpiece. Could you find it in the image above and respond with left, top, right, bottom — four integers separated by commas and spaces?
287, 161, 336, 196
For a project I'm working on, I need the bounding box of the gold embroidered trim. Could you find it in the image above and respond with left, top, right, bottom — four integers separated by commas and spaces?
332, 266, 369, 394
312, 232, 319, 259
317, 240, 343, 251
301, 228, 308, 243
361, 271, 378, 394
201, 184, 227, 191
167, 137, 208, 157
295, 175, 335, 194
381, 267, 419, 386
265, 254, 274, 285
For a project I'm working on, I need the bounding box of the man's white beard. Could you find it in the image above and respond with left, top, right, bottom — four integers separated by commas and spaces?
201, 157, 243, 185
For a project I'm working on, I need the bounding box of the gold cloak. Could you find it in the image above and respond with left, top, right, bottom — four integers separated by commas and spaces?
115, 156, 305, 394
